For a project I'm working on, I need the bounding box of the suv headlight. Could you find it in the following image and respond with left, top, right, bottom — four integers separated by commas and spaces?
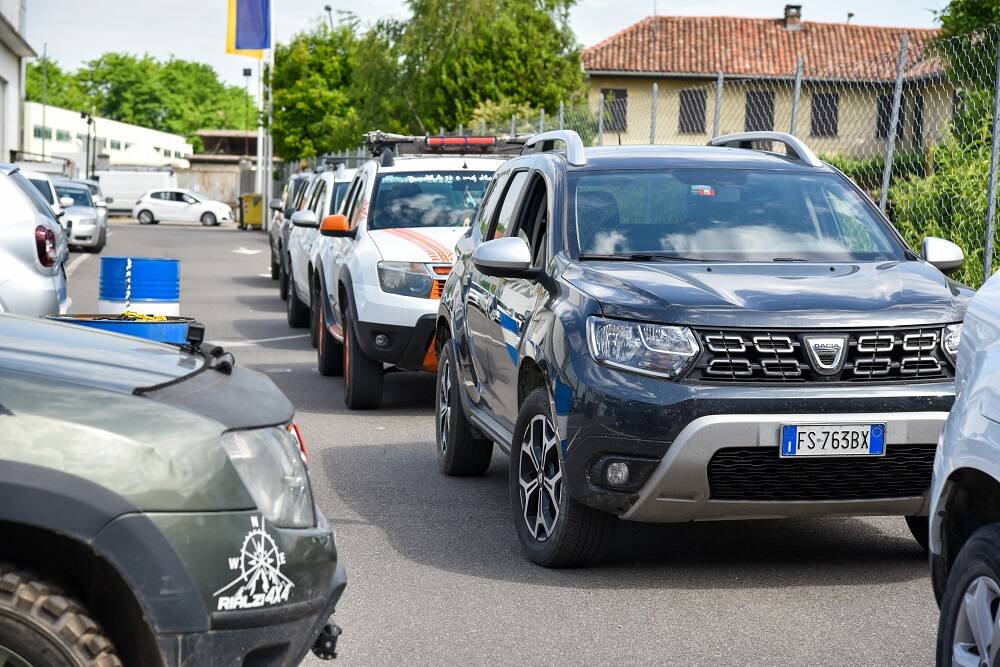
942, 323, 962, 363
586, 316, 699, 379
221, 426, 315, 528
377, 261, 434, 298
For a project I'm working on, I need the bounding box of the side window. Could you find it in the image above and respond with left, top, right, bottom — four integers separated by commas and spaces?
475, 173, 509, 242
348, 173, 370, 228
511, 176, 548, 266
488, 171, 529, 240
309, 181, 327, 216
340, 177, 361, 218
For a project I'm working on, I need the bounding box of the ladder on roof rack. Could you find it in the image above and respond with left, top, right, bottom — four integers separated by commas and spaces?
709, 131, 822, 168
520, 130, 587, 166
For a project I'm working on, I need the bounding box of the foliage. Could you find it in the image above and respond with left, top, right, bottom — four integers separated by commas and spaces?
271, 22, 360, 158
934, 0, 1000, 88
820, 149, 928, 194
26, 54, 255, 151
350, 0, 585, 135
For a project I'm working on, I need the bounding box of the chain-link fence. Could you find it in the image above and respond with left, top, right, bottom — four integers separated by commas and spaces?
436, 22, 1000, 288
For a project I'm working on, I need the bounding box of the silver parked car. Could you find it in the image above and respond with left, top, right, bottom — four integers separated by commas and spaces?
0, 165, 70, 316
74, 177, 112, 228
55, 180, 106, 252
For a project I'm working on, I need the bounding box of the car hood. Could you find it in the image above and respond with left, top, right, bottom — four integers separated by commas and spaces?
564, 259, 971, 328
368, 227, 466, 263
0, 314, 204, 394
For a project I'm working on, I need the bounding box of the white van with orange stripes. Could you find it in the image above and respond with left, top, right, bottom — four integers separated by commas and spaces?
312, 133, 508, 409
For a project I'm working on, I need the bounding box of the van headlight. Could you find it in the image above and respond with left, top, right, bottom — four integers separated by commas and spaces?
586, 316, 699, 379
377, 261, 435, 298
221, 427, 315, 528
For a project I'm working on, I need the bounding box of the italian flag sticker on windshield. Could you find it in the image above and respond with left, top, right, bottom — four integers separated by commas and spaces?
691, 185, 716, 197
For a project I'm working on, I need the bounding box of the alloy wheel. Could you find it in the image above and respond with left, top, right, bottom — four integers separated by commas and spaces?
438, 357, 452, 454
953, 575, 1000, 666
517, 414, 562, 541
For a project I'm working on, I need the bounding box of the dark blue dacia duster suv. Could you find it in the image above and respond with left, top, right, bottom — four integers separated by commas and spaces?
435, 130, 971, 567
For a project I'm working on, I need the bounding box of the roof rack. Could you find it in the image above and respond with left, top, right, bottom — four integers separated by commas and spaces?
520, 130, 587, 166
709, 131, 822, 168
363, 131, 525, 167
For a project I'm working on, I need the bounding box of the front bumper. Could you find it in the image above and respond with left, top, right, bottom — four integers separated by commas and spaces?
69, 223, 101, 247
354, 314, 437, 371
561, 353, 954, 520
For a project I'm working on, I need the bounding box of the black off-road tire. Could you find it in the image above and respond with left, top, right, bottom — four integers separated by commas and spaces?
0, 565, 123, 667
343, 310, 382, 410
436, 342, 492, 476
309, 277, 322, 348
316, 289, 344, 377
286, 271, 309, 328
510, 388, 616, 568
905, 515, 929, 552
936, 524, 1000, 666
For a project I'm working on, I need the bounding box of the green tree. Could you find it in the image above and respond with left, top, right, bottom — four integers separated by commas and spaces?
397, 0, 585, 132
25, 56, 88, 111
350, 19, 417, 133
26, 53, 255, 150
271, 22, 359, 158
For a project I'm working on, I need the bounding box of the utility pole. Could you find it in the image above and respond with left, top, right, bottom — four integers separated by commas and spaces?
41, 43, 47, 159
242, 67, 252, 156
324, 5, 335, 30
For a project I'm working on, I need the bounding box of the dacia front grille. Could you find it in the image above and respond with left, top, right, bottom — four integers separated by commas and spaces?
686, 327, 954, 383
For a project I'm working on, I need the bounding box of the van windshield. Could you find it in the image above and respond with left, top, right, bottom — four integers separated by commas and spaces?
570, 169, 906, 262
369, 171, 493, 230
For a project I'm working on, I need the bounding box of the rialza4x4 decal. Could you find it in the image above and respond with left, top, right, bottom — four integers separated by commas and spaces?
214, 515, 294, 611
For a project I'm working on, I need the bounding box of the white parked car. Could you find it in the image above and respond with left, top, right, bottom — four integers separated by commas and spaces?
22, 170, 65, 217
285, 166, 355, 346
131, 188, 233, 226
930, 272, 1000, 665
0, 165, 71, 316
310, 133, 507, 409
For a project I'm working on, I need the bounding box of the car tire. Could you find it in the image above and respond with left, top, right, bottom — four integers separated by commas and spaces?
278, 254, 289, 301
343, 309, 383, 410
905, 515, 929, 552
309, 277, 321, 349
936, 523, 1000, 666
316, 296, 344, 377
286, 271, 310, 328
200, 212, 216, 227
509, 388, 616, 568
0, 564, 123, 667
136, 210, 154, 225
89, 229, 106, 254
270, 251, 280, 280
436, 341, 492, 476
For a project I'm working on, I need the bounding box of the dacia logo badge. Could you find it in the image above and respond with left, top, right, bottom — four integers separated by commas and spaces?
803, 335, 848, 375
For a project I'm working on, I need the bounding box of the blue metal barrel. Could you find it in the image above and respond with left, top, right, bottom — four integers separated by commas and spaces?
98, 257, 180, 315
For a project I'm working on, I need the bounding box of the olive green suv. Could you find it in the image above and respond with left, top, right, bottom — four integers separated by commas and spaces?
0, 315, 345, 666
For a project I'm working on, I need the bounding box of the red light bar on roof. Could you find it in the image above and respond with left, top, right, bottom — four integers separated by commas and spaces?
364, 130, 523, 158
426, 136, 497, 147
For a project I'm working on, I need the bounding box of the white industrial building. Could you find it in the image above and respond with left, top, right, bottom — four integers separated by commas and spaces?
0, 0, 35, 161
23, 101, 193, 167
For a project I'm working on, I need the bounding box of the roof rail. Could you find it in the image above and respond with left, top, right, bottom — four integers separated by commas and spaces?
709, 131, 822, 168
521, 130, 587, 166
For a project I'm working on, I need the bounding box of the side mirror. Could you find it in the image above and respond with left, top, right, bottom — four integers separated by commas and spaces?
284, 206, 297, 220
269, 197, 282, 211
320, 214, 354, 238
922, 237, 963, 274
472, 237, 539, 279
290, 209, 318, 228
96, 199, 107, 207
104, 196, 113, 204
59, 196, 75, 208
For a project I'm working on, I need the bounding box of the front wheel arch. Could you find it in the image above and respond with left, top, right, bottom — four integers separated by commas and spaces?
936, 468, 1000, 597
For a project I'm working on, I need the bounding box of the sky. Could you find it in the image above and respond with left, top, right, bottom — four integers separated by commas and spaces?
26, 0, 948, 88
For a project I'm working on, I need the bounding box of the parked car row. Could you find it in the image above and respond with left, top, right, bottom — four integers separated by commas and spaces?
266, 129, 1000, 663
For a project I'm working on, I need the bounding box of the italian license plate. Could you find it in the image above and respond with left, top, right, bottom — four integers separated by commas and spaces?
780, 424, 886, 457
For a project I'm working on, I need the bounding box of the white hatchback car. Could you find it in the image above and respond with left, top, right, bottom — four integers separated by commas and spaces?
930, 271, 1000, 665
132, 188, 233, 226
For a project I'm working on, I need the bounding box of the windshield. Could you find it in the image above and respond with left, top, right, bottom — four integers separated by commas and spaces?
28, 178, 53, 204
369, 171, 494, 230
55, 185, 94, 207
570, 169, 905, 262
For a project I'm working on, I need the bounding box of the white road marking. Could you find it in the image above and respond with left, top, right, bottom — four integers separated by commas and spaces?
65, 253, 91, 277
214, 333, 309, 347
232, 247, 262, 255
258, 273, 272, 277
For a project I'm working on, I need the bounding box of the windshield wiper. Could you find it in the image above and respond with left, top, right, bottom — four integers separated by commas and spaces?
771, 257, 808, 262
578, 252, 713, 262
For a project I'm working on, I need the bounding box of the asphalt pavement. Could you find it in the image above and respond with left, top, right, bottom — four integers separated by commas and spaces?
69, 218, 940, 666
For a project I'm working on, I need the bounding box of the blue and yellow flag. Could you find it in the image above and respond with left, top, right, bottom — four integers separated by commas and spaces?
226, 0, 271, 59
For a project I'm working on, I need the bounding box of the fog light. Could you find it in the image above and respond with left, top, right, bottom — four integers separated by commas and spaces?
605, 461, 630, 487
374, 333, 389, 347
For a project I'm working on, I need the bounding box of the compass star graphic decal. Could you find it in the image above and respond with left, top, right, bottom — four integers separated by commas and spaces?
214, 516, 294, 611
